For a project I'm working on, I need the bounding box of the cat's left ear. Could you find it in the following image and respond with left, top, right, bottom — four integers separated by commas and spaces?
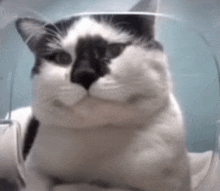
15, 17, 47, 52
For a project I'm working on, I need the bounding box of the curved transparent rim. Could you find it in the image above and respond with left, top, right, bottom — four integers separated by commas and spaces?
1, 10, 220, 190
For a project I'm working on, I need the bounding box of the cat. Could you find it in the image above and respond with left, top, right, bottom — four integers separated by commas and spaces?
15, 12, 191, 191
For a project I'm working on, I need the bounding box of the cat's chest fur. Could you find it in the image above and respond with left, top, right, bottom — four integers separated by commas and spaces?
27, 96, 185, 186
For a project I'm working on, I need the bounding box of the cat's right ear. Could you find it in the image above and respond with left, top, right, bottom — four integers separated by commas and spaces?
15, 18, 47, 52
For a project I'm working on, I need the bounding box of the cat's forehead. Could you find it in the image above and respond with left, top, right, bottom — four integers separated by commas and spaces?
61, 16, 131, 48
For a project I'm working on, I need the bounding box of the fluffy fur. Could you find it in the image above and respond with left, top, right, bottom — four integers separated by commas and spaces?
15, 13, 190, 191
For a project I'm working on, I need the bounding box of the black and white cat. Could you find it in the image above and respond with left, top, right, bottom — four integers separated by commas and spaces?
15, 11, 191, 191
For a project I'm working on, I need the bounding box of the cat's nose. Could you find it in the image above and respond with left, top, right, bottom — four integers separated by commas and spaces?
70, 69, 98, 90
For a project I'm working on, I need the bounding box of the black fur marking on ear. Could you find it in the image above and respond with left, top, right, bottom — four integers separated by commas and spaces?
22, 117, 40, 160
93, 14, 155, 40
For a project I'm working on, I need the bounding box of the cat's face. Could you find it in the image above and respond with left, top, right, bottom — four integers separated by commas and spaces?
15, 14, 171, 128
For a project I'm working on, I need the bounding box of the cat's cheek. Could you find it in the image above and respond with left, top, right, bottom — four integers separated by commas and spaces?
90, 76, 150, 103
108, 46, 148, 80
89, 78, 130, 102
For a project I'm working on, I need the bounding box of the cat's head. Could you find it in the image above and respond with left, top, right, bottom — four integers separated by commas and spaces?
15, 13, 172, 128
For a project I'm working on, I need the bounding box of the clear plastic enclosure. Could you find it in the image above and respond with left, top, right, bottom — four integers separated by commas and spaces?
0, 0, 220, 191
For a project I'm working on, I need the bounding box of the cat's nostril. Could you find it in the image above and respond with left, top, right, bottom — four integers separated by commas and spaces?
71, 69, 98, 90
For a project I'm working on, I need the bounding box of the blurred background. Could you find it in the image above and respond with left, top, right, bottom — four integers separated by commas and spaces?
0, 0, 220, 190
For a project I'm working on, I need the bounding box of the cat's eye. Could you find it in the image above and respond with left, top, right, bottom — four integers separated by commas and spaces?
45, 51, 72, 65
105, 43, 129, 59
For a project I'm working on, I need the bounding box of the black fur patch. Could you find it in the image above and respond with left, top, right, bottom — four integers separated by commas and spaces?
70, 35, 110, 89
22, 117, 39, 160
0, 179, 19, 191
93, 14, 155, 40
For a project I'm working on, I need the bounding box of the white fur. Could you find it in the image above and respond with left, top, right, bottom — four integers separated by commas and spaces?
62, 17, 131, 49
20, 17, 190, 191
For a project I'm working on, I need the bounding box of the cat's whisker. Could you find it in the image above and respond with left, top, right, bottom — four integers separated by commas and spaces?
99, 15, 105, 24
106, 15, 114, 27
45, 29, 62, 40
24, 27, 44, 45
45, 22, 66, 38
46, 39, 63, 49
24, 22, 64, 48
24, 24, 59, 46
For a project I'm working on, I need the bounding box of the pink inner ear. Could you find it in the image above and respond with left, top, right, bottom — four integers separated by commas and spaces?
15, 18, 47, 48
